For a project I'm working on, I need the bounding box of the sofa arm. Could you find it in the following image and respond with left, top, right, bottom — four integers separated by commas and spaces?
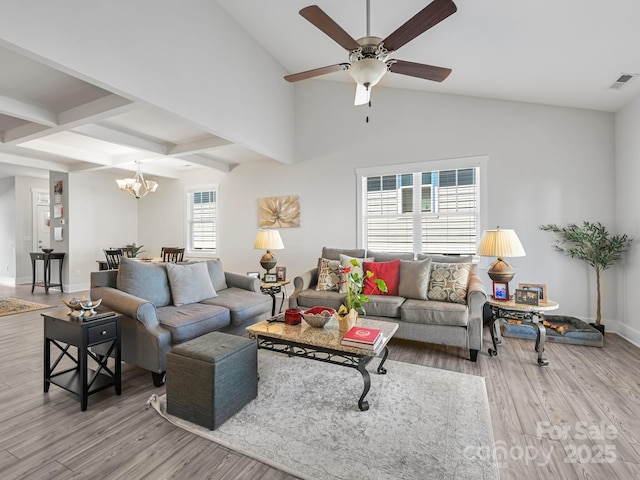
466, 272, 488, 352
288, 267, 318, 307
225, 271, 260, 292
91, 286, 160, 330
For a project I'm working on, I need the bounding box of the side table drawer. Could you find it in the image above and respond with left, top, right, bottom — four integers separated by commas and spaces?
88, 321, 117, 345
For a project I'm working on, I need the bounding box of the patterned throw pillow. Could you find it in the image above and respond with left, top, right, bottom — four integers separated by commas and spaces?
316, 258, 341, 291
427, 262, 471, 304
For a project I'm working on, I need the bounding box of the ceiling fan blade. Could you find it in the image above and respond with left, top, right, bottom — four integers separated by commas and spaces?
299, 5, 360, 51
389, 59, 451, 82
284, 63, 350, 83
354, 84, 370, 106
382, 0, 457, 52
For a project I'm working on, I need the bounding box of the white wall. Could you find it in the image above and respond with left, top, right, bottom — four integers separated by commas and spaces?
0, 177, 16, 284
0, 0, 295, 163
614, 95, 640, 345
138, 82, 617, 327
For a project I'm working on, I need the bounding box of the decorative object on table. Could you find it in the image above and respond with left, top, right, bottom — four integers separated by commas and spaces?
284, 308, 303, 325
41, 248, 54, 253
258, 195, 300, 228
254, 228, 284, 275
340, 325, 383, 350
478, 226, 526, 282
263, 273, 277, 283
62, 297, 102, 317
540, 221, 632, 333
126, 242, 145, 258
492, 281, 509, 300
302, 306, 336, 328
116, 160, 159, 199
518, 283, 547, 301
276, 265, 287, 281
515, 288, 539, 306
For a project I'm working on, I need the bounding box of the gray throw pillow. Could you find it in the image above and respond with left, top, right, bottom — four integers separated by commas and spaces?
398, 258, 432, 300
166, 261, 217, 306
206, 258, 228, 292
117, 257, 171, 307
339, 254, 374, 293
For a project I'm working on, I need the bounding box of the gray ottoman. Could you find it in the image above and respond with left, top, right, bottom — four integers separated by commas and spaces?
166, 332, 257, 429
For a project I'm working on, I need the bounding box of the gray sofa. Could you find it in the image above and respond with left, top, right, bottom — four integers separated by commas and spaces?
90, 257, 271, 386
289, 247, 487, 361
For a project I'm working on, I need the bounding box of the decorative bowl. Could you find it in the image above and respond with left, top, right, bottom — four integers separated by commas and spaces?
302, 306, 336, 328
41, 248, 54, 253
63, 297, 102, 317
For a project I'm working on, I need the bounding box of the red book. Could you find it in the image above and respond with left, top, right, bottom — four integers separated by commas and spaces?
341, 326, 382, 345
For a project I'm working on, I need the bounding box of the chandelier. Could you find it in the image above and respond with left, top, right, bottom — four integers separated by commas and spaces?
115, 161, 158, 199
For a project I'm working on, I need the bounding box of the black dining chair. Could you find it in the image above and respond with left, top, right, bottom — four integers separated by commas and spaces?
103, 249, 123, 269
162, 247, 185, 263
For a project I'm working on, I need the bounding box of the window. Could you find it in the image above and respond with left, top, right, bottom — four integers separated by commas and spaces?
187, 187, 218, 255
358, 160, 482, 255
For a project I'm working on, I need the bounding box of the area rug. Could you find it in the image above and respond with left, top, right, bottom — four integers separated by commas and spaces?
0, 297, 51, 317
147, 351, 498, 480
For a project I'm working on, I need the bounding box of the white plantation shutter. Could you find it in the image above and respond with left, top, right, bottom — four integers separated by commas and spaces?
187, 188, 217, 254
362, 167, 479, 255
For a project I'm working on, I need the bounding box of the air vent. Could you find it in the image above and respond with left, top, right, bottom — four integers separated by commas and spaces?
610, 73, 638, 90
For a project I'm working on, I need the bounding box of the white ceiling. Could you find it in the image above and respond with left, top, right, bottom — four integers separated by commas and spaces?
2, 0, 640, 180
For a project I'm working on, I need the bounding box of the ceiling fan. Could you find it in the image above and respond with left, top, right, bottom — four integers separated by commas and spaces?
284, 0, 457, 105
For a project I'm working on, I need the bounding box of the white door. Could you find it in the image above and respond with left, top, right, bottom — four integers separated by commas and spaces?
32, 189, 50, 283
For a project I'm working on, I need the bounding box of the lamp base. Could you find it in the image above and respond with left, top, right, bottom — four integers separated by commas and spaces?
260, 250, 277, 273
487, 258, 515, 283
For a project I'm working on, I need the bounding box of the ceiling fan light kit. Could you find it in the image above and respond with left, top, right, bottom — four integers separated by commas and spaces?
285, 0, 457, 106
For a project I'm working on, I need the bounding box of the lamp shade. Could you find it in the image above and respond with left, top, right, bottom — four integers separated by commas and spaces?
254, 229, 284, 250
478, 228, 526, 258
349, 58, 387, 88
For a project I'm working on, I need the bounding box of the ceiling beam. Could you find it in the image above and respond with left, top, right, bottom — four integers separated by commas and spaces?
167, 136, 232, 156
71, 124, 168, 155
178, 154, 232, 173
0, 93, 57, 126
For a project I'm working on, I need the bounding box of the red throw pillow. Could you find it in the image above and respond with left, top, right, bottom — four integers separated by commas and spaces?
362, 259, 400, 296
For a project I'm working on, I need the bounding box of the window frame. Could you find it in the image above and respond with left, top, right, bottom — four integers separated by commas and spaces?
185, 184, 219, 257
356, 156, 488, 255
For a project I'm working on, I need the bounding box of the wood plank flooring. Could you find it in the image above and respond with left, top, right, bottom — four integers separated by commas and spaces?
1, 283, 640, 479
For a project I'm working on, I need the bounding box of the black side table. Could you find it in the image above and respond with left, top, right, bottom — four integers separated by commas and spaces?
43, 308, 122, 411
260, 280, 290, 315
30, 252, 65, 294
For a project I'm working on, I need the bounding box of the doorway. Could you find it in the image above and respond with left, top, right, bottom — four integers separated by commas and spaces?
32, 189, 50, 282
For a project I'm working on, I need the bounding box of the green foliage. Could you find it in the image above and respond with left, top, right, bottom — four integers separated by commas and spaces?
540, 222, 631, 273
126, 242, 145, 258
340, 258, 388, 315
540, 221, 632, 325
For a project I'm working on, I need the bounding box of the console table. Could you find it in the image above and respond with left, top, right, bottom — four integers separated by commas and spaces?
486, 297, 559, 366
43, 308, 122, 411
30, 251, 65, 294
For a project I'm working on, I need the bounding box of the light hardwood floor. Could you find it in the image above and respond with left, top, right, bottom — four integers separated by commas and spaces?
1, 283, 640, 479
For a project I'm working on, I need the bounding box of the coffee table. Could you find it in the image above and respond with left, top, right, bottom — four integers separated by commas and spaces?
246, 315, 398, 411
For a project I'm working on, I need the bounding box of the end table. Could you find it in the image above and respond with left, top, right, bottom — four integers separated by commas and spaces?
43, 308, 122, 411
260, 280, 290, 316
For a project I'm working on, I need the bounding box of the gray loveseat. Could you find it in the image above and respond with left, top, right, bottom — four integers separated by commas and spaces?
90, 257, 271, 385
289, 247, 487, 361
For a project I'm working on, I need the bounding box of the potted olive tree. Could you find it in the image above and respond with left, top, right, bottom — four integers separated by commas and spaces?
540, 221, 632, 334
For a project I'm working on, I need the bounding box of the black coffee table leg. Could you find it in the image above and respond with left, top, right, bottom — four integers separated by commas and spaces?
357, 358, 371, 411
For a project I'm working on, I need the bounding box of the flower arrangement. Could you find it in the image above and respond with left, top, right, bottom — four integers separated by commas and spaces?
338, 258, 387, 317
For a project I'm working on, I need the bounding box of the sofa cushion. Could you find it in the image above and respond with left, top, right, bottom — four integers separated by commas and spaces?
398, 258, 432, 300
296, 289, 345, 311
321, 247, 366, 261
157, 303, 230, 344
339, 254, 374, 294
362, 259, 400, 296
416, 254, 473, 264
401, 299, 469, 327
117, 257, 171, 307
427, 262, 471, 304
166, 261, 217, 306
206, 258, 228, 292
316, 258, 341, 291
201, 288, 271, 326
362, 295, 406, 318
366, 251, 415, 262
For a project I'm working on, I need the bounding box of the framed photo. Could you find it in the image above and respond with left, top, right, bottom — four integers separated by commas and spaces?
515, 288, 539, 306
247, 272, 260, 279
264, 273, 278, 283
518, 283, 547, 302
492, 281, 509, 301
276, 266, 286, 281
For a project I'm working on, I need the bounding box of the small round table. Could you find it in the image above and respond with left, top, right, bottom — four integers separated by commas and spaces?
486, 297, 559, 366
